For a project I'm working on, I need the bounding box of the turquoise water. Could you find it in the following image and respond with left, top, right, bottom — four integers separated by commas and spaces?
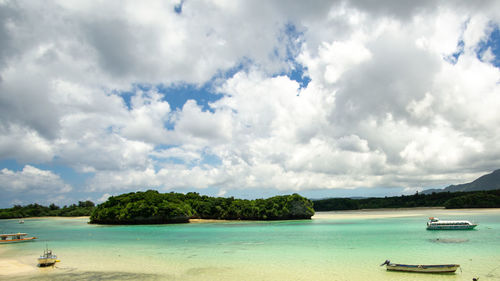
1, 209, 500, 280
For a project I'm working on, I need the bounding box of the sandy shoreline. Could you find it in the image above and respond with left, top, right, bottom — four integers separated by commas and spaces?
312, 207, 500, 219
189, 218, 235, 223
5, 208, 500, 222
0, 259, 36, 276
5, 216, 90, 220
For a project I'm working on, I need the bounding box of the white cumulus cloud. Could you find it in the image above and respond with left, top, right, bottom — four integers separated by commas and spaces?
0, 165, 72, 193
1, 0, 500, 206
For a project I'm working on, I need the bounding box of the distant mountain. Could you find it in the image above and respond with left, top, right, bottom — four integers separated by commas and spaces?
422, 169, 500, 194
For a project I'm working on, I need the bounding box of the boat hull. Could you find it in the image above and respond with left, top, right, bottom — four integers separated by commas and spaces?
386, 264, 459, 273
427, 225, 477, 230
0, 237, 37, 243
38, 256, 57, 267
426, 217, 477, 230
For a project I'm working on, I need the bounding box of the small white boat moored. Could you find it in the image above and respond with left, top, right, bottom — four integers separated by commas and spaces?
426, 217, 477, 230
380, 260, 460, 273
38, 248, 58, 267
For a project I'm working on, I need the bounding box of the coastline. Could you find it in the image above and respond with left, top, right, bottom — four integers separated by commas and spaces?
189, 218, 233, 223
312, 207, 500, 219
3, 207, 500, 222
4, 216, 90, 220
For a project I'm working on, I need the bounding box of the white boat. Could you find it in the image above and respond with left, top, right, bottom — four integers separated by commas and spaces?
381, 260, 460, 273
426, 217, 477, 230
38, 248, 58, 267
0, 233, 37, 243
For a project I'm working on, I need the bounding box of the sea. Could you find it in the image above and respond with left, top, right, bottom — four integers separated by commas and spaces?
1, 208, 499, 281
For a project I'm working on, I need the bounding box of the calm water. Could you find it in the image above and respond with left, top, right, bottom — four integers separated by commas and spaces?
1, 209, 500, 281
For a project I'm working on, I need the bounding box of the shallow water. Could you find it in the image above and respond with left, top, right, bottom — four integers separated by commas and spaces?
1, 208, 500, 280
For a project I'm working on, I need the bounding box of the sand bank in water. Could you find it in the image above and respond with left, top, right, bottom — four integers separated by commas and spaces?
312, 207, 500, 219
12, 216, 90, 220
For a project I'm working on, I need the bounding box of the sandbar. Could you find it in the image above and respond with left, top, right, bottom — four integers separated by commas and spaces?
9, 216, 90, 220
312, 207, 500, 219
189, 218, 236, 223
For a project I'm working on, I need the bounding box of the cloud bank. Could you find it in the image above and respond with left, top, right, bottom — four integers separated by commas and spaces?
1, 0, 500, 205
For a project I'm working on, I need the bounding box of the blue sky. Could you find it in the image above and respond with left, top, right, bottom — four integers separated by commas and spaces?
1, 1, 500, 208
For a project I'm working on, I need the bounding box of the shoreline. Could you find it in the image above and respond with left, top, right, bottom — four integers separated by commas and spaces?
316, 207, 500, 212
313, 207, 500, 219
3, 207, 500, 222
5, 216, 90, 220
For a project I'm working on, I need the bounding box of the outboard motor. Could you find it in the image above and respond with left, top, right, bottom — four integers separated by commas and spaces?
380, 260, 390, 266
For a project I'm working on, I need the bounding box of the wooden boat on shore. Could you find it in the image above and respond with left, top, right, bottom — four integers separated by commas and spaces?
38, 247, 58, 267
426, 217, 477, 230
380, 260, 460, 273
0, 233, 37, 243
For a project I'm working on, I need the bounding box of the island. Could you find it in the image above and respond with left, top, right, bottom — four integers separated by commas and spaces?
89, 190, 315, 224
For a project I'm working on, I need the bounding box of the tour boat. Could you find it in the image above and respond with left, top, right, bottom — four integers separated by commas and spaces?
38, 248, 58, 267
380, 260, 460, 273
0, 233, 37, 243
426, 217, 477, 230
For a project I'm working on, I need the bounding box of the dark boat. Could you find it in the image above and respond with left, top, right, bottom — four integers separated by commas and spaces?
380, 260, 460, 273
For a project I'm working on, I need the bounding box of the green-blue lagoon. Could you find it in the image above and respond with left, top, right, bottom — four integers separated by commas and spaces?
1, 208, 500, 280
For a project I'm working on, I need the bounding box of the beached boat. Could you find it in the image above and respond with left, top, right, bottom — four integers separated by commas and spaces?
380, 260, 460, 273
0, 233, 37, 243
426, 217, 477, 230
38, 248, 58, 267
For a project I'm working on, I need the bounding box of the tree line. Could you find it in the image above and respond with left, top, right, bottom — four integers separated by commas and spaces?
2, 188, 498, 221
0, 201, 95, 219
89, 190, 315, 224
313, 189, 500, 211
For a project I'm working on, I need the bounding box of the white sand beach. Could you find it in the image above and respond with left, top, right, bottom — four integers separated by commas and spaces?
312, 207, 500, 219
0, 258, 36, 276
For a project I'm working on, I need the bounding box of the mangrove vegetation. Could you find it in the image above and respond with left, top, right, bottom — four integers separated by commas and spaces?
89, 190, 315, 224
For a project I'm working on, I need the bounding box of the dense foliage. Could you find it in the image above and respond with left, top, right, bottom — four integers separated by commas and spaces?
0, 201, 95, 219
184, 192, 315, 220
443, 191, 500, 208
90, 190, 193, 224
89, 190, 315, 224
313, 189, 500, 211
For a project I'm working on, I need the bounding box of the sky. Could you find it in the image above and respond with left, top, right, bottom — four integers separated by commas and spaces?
1, 0, 500, 207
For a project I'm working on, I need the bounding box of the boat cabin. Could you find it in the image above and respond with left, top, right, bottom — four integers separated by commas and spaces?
0, 233, 28, 240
